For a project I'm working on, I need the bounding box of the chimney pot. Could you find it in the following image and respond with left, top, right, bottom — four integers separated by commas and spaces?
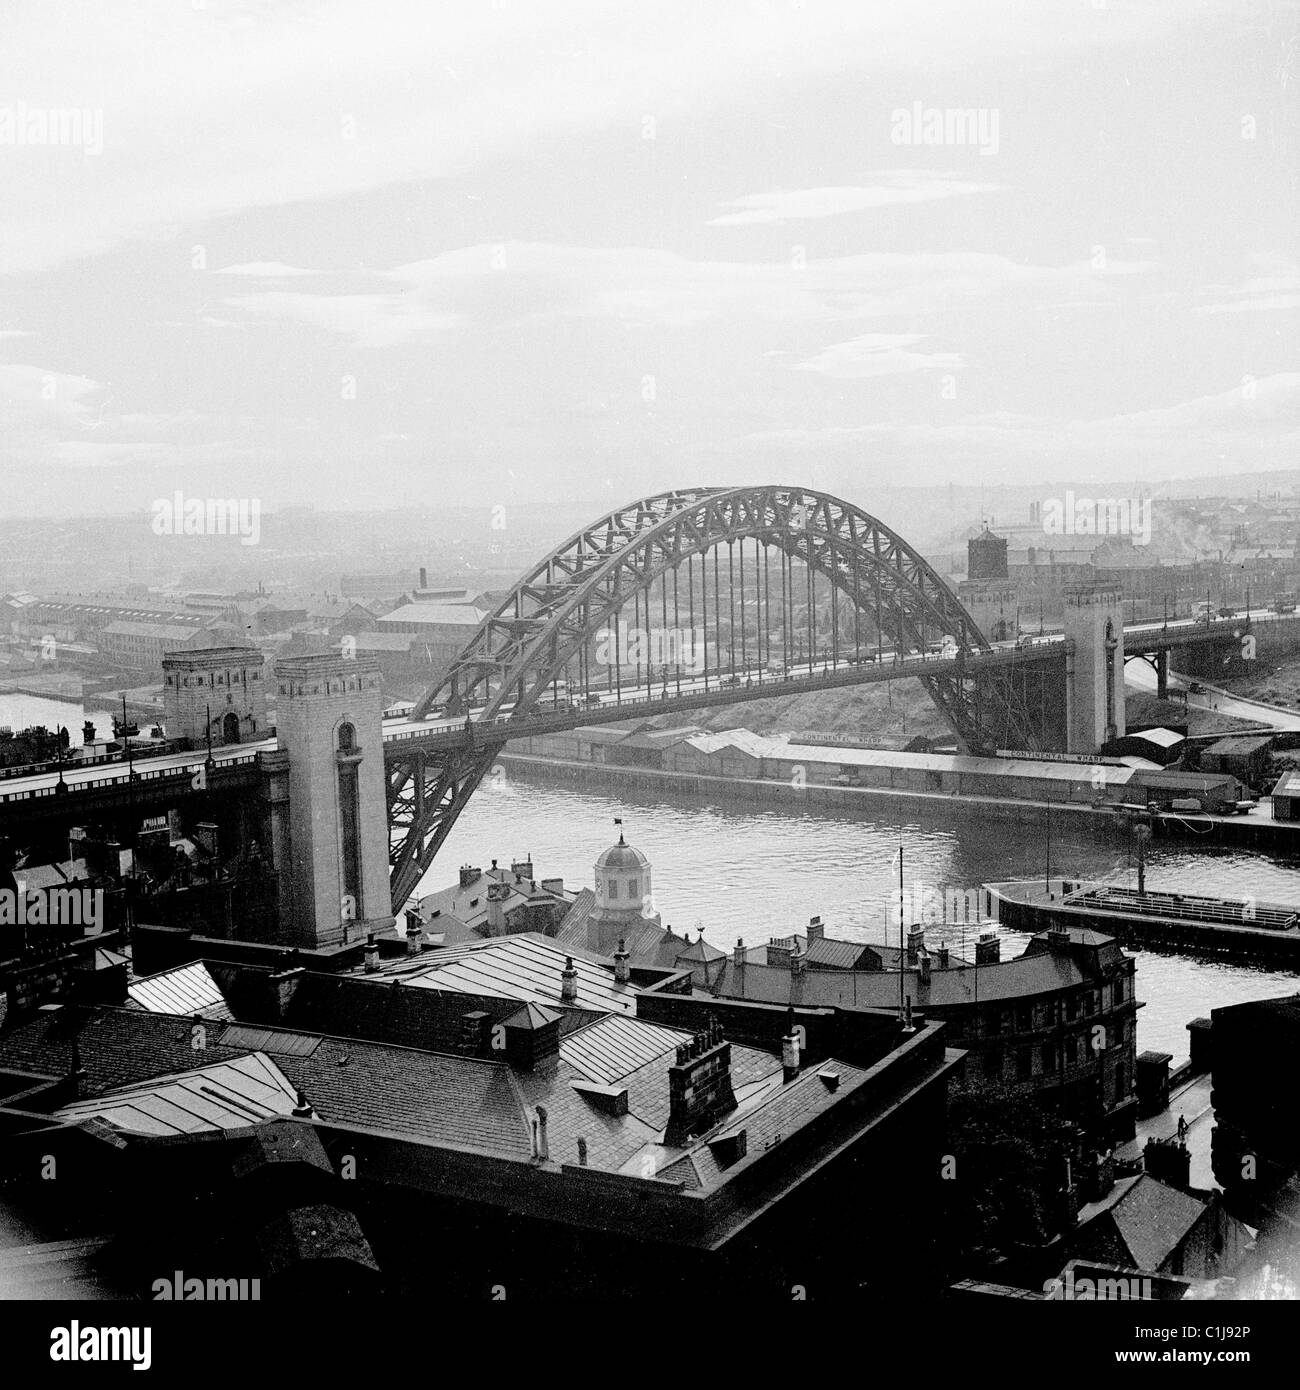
560, 956, 578, 1003
577, 1137, 588, 1167
733, 937, 745, 967
535, 1105, 549, 1162
614, 938, 630, 984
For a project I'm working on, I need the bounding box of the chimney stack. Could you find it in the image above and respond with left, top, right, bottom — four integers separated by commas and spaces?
975, 932, 1001, 965
807, 915, 825, 943
917, 945, 931, 984
68, 1039, 86, 1100
790, 942, 806, 976
535, 1106, 549, 1162
936, 942, 949, 968
405, 909, 422, 954
613, 938, 630, 984
82, 720, 96, 746
419, 566, 427, 589
560, 957, 578, 1004
782, 1010, 801, 1083
906, 925, 925, 965
292, 1089, 314, 1119
577, 1137, 588, 1167
733, 937, 745, 968
364, 932, 379, 973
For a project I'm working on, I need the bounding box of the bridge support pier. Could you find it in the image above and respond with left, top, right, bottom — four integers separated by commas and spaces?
1156, 650, 1169, 701
1063, 584, 1126, 754
273, 654, 395, 949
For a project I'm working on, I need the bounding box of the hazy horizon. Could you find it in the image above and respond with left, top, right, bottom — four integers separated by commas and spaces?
2, 0, 1297, 524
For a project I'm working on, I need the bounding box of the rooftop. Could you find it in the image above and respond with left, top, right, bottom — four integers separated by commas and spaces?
127, 961, 235, 1021
378, 932, 642, 1013
51, 1051, 300, 1136
378, 603, 486, 626
1073, 1174, 1209, 1272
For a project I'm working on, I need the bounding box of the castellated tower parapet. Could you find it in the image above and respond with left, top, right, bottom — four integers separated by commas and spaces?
272, 654, 394, 947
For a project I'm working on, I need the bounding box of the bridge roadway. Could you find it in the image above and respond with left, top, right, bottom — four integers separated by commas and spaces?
0, 607, 1276, 823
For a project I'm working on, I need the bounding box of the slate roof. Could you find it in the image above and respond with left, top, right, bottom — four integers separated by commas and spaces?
392, 933, 640, 1013
128, 962, 235, 1021
51, 1052, 301, 1136
100, 621, 208, 640
0, 994, 896, 1203
1075, 1175, 1208, 1272
675, 935, 725, 964
417, 865, 572, 936
802, 936, 872, 970
694, 944, 1096, 1009
559, 1016, 685, 1084
0, 1006, 533, 1158
555, 889, 689, 967
379, 604, 486, 626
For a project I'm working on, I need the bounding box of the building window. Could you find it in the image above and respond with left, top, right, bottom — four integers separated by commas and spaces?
627, 878, 638, 899
607, 880, 618, 899
1017, 1048, 1032, 1081
1041, 1042, 1056, 1073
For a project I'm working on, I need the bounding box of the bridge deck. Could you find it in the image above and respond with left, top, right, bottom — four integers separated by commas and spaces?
0, 609, 1277, 811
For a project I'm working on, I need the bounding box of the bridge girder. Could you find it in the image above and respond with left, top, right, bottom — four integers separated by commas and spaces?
387, 485, 1043, 906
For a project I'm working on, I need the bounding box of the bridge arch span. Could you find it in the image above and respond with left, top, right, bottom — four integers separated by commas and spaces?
388, 486, 1041, 903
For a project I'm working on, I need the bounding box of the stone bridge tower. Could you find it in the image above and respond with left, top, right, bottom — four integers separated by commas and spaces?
271, 654, 395, 948
163, 646, 267, 749
1063, 584, 1126, 753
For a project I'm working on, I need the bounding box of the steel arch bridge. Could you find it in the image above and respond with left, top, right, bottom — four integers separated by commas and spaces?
387, 485, 1044, 905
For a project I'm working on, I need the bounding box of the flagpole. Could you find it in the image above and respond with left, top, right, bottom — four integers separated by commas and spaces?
898, 835, 905, 1021
1045, 803, 1051, 894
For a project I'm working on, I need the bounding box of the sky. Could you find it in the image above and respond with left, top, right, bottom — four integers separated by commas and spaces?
1, 0, 1298, 523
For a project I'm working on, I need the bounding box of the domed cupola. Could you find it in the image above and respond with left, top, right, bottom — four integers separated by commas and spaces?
593, 820, 653, 921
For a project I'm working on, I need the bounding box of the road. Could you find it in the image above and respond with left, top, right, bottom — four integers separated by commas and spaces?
1125, 658, 1300, 731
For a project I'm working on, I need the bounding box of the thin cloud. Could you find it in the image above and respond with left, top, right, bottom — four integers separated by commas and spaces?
708, 174, 1002, 226
794, 332, 963, 378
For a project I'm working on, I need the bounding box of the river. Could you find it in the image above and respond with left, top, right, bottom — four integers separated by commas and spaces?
422, 768, 1300, 1064
0, 692, 115, 742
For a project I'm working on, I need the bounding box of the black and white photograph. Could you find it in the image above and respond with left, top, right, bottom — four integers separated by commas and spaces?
0, 0, 1297, 1365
